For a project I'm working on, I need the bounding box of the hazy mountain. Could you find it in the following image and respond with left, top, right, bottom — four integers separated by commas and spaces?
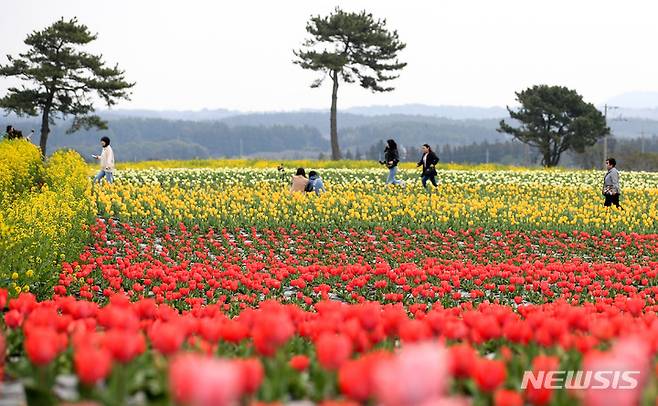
220, 112, 500, 138
606, 92, 658, 109
602, 92, 658, 121
607, 107, 658, 121
102, 104, 510, 121
28, 102, 658, 124
344, 104, 508, 119
7, 102, 658, 125
99, 108, 239, 121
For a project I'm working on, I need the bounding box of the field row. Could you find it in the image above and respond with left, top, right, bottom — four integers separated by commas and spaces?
96, 185, 655, 233
115, 167, 658, 189
55, 220, 658, 309
90, 168, 658, 233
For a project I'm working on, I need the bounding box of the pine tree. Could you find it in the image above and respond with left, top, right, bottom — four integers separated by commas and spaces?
498, 85, 609, 167
294, 8, 406, 160
0, 18, 134, 155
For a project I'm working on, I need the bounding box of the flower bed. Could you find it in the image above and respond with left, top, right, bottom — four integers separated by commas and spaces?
96, 168, 658, 232
0, 220, 656, 405
2, 162, 658, 405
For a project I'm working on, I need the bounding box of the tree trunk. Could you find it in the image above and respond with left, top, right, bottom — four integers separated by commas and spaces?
330, 70, 340, 160
543, 151, 560, 167
39, 107, 51, 158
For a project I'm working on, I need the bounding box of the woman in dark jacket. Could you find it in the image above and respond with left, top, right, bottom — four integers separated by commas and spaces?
381, 139, 402, 185
417, 143, 439, 189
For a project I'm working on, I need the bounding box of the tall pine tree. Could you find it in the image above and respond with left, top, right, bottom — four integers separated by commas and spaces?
294, 8, 406, 160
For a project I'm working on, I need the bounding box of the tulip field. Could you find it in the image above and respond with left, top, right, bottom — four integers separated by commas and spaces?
3, 141, 658, 405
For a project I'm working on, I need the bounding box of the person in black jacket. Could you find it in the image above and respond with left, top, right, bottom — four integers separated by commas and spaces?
380, 139, 402, 185
417, 143, 439, 189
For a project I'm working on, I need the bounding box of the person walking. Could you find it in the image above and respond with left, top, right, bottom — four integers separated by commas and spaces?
93, 136, 115, 184
380, 139, 402, 185
603, 157, 623, 209
417, 144, 439, 189
290, 167, 309, 193
306, 170, 326, 195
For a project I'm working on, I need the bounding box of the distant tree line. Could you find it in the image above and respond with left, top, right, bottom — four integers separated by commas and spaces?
1, 115, 508, 162
1, 117, 327, 161
351, 135, 658, 170
349, 139, 539, 165
7, 113, 658, 169
570, 135, 658, 171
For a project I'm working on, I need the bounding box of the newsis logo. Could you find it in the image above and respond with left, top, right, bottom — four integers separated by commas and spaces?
521, 370, 641, 390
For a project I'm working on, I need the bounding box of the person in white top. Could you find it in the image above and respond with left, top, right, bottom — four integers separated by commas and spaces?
92, 136, 115, 184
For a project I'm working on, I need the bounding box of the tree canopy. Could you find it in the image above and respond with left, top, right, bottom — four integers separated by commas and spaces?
498, 85, 609, 167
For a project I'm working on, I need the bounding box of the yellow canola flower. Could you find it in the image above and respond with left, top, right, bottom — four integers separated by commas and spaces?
1, 141, 93, 294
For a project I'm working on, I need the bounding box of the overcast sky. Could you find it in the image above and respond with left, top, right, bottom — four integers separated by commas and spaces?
1, 0, 657, 111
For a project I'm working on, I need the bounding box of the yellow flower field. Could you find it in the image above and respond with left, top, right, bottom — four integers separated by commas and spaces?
95, 167, 658, 232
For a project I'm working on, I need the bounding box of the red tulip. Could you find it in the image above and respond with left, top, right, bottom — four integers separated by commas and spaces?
198, 318, 223, 342
236, 358, 264, 394
149, 321, 185, 355
494, 389, 523, 406
316, 333, 353, 370
9, 293, 37, 314
251, 311, 294, 356
448, 344, 477, 378
103, 329, 146, 363
220, 319, 249, 343
339, 351, 390, 402
74, 345, 113, 385
0, 288, 7, 309
472, 358, 507, 392
4, 310, 23, 328
398, 319, 433, 343
24, 327, 67, 366
289, 355, 310, 372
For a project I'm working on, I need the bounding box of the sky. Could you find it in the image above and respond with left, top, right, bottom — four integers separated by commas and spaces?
1, 0, 657, 111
